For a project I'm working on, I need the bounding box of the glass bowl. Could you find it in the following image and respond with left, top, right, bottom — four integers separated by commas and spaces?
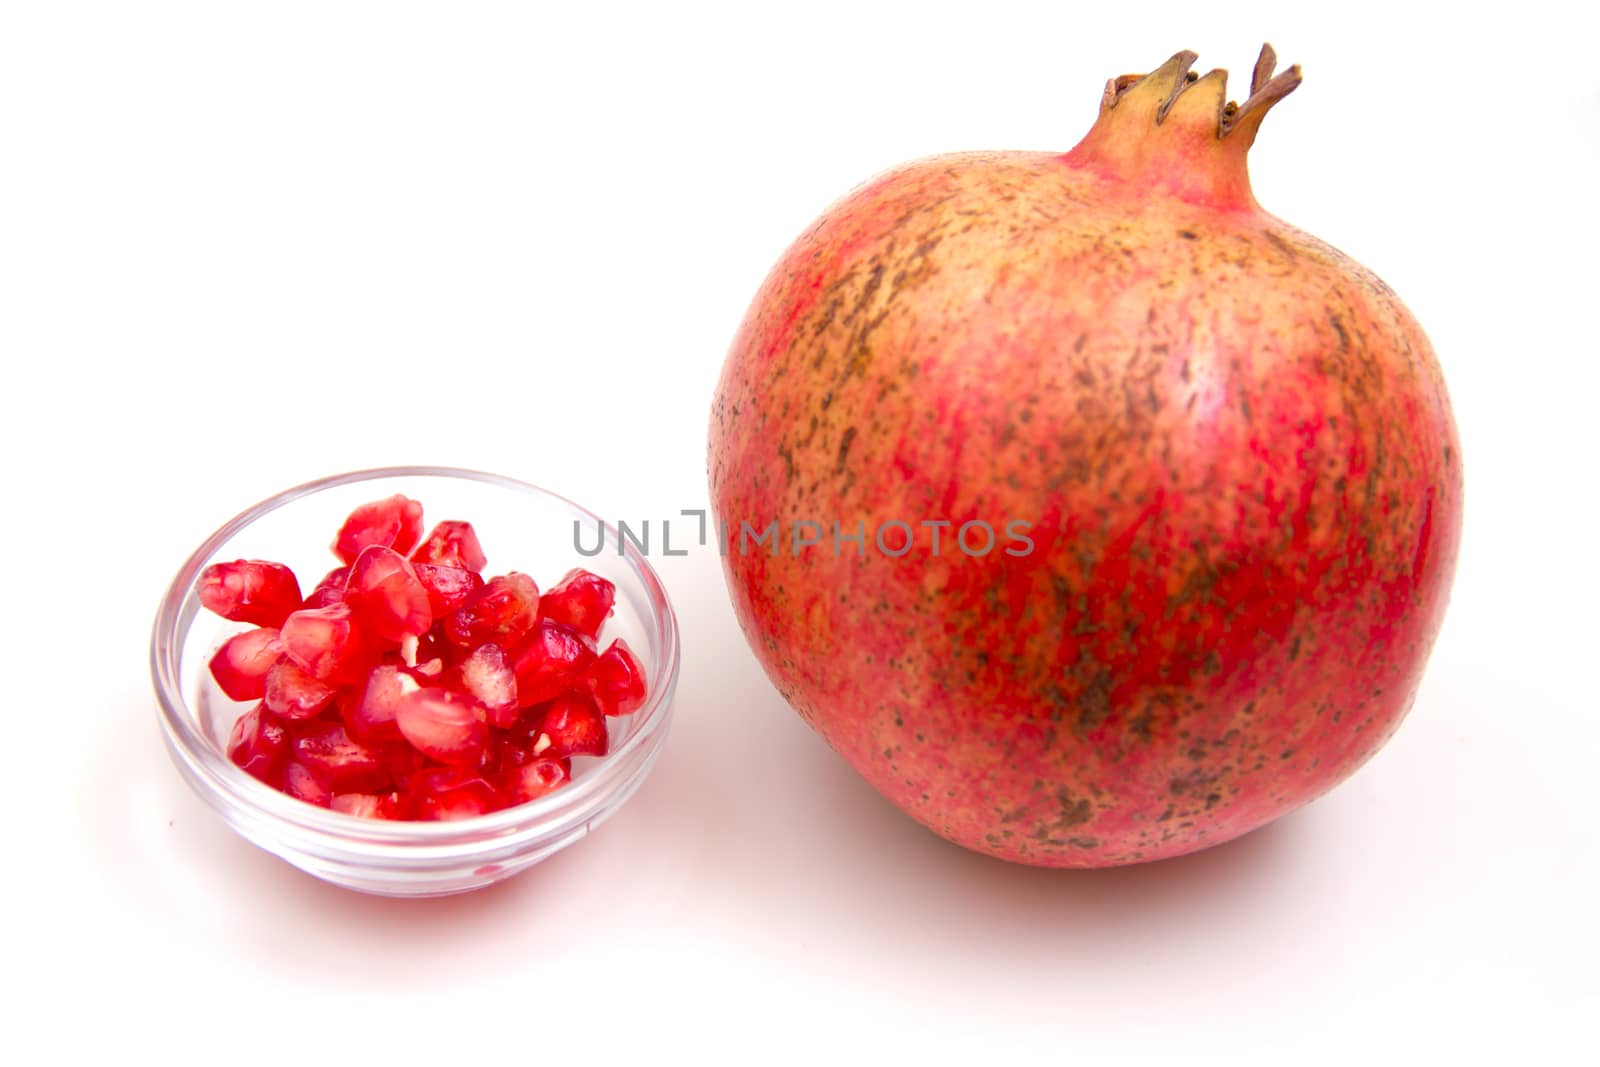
150, 467, 680, 897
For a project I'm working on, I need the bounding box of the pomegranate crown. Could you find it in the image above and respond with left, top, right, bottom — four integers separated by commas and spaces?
1100, 43, 1302, 143
1065, 44, 1302, 209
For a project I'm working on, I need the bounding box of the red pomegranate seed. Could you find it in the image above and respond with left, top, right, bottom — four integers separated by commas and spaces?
209, 627, 283, 702
330, 793, 379, 817
459, 643, 519, 728
283, 759, 332, 806
279, 603, 369, 684
264, 658, 338, 719
410, 768, 501, 821
413, 563, 483, 618
345, 545, 432, 642
378, 740, 427, 787
341, 663, 417, 742
538, 569, 616, 639
414, 623, 460, 669
582, 639, 648, 716
332, 494, 425, 565
395, 687, 488, 766
488, 708, 549, 769
304, 566, 350, 609
291, 719, 392, 794
197, 493, 623, 820
535, 692, 609, 758
331, 791, 410, 819
226, 704, 289, 784
512, 618, 597, 707
484, 732, 523, 771
498, 757, 571, 806
197, 560, 302, 628
445, 572, 540, 650
410, 520, 487, 572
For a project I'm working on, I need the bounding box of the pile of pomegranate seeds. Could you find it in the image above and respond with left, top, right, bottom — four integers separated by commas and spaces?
203, 493, 646, 821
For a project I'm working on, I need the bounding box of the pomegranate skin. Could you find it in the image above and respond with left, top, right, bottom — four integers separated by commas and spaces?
708, 49, 1462, 867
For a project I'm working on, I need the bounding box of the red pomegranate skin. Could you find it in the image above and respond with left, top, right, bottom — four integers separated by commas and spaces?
708, 50, 1462, 867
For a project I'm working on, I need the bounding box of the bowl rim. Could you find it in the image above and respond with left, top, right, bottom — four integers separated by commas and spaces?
150, 465, 681, 848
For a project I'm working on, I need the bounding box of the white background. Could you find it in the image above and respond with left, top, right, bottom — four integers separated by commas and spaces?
3, 1, 1597, 1061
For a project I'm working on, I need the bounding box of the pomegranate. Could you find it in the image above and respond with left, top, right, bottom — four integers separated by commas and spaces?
708, 47, 1462, 867
533, 693, 610, 759
345, 545, 432, 642
458, 643, 520, 728
343, 663, 413, 743
410, 768, 501, 821
283, 759, 333, 807
444, 572, 541, 649
291, 718, 392, 794
499, 757, 572, 806
226, 704, 289, 784
332, 494, 424, 564
208, 627, 282, 702
278, 602, 369, 685
395, 688, 489, 766
263, 658, 338, 719
197, 560, 302, 628
304, 566, 351, 609
581, 640, 648, 717
411, 519, 488, 572
511, 619, 598, 708
332, 791, 411, 820
413, 562, 483, 617
538, 568, 617, 638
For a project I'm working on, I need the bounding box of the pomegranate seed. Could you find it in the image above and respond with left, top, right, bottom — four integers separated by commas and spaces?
410, 520, 487, 572
264, 657, 339, 719
279, 603, 369, 684
489, 709, 549, 769
538, 569, 616, 639
209, 627, 283, 702
484, 732, 522, 772
341, 663, 418, 742
283, 759, 332, 806
413, 563, 483, 618
459, 643, 519, 728
332, 494, 425, 565
331, 791, 410, 819
226, 704, 289, 784
378, 740, 427, 788
581, 639, 648, 716
197, 560, 302, 628
291, 719, 392, 794
445, 573, 540, 650
331, 793, 378, 817
345, 545, 432, 642
415, 623, 460, 668
304, 566, 350, 609
410, 768, 501, 821
395, 687, 488, 766
512, 618, 597, 707
535, 692, 609, 758
498, 757, 571, 806
194, 494, 618, 819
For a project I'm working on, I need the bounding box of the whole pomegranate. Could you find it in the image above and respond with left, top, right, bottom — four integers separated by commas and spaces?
708, 47, 1461, 867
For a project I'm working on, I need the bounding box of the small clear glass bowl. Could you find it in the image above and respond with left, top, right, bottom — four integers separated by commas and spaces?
150, 467, 680, 897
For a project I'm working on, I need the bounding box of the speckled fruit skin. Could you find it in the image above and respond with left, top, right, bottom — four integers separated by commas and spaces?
708, 49, 1462, 867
